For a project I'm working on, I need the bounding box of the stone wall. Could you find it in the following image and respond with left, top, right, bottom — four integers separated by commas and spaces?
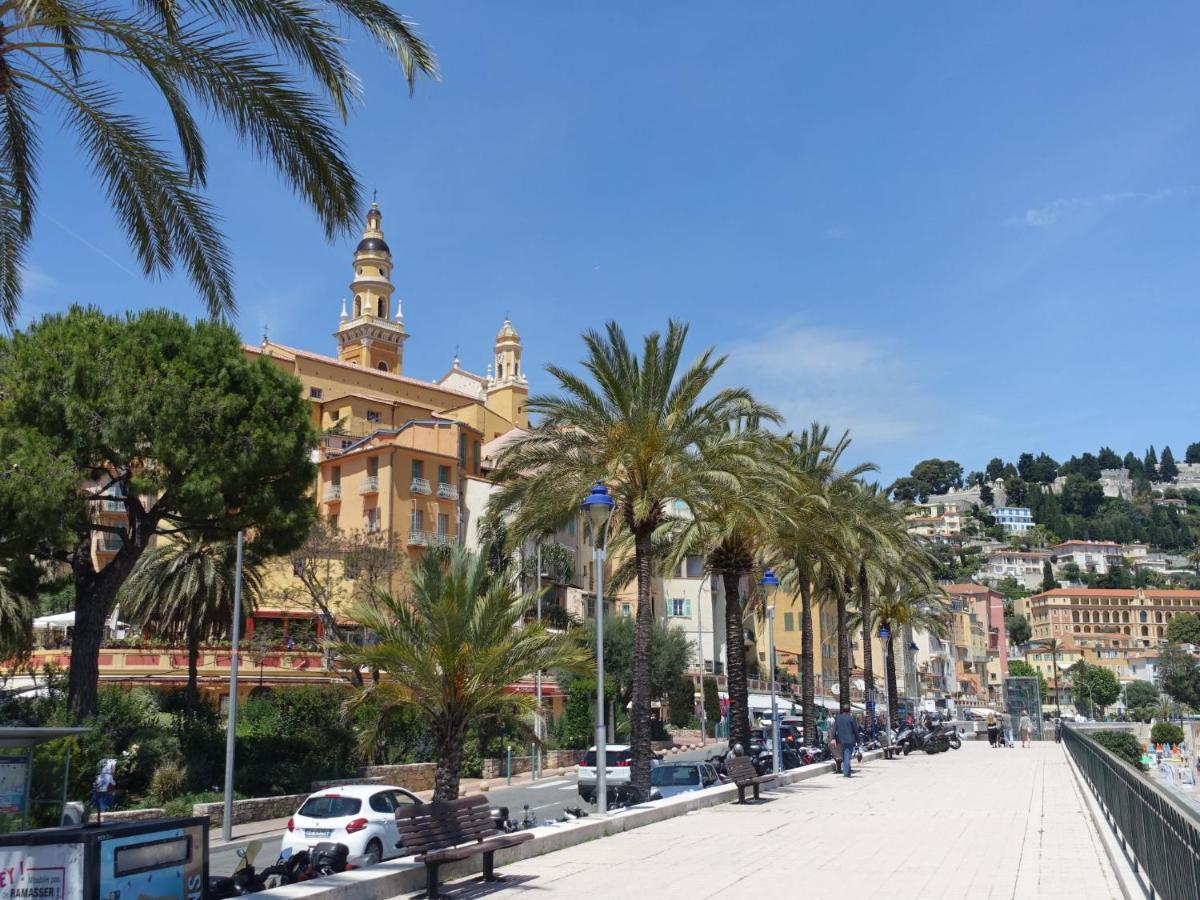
103, 807, 167, 823
357, 763, 435, 792
481, 750, 580, 780
194, 793, 309, 829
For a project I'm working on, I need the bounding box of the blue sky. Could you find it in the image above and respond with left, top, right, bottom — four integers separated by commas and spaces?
19, 3, 1200, 482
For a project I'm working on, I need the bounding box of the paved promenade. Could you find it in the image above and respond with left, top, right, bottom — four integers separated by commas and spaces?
431, 741, 1123, 899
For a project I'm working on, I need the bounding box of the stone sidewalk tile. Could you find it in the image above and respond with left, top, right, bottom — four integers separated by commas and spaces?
420, 742, 1123, 899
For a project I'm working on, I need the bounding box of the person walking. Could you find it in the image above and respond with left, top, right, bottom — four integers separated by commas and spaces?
1001, 711, 1014, 748
986, 712, 999, 748
833, 703, 861, 777
1019, 712, 1033, 748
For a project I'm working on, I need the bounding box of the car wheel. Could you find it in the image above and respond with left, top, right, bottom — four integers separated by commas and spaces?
364, 839, 382, 867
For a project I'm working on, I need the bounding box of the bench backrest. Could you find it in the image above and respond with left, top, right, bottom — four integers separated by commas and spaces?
726, 755, 758, 782
395, 795, 498, 855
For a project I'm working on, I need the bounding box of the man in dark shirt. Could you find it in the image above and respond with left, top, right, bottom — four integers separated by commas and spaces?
832, 703, 860, 777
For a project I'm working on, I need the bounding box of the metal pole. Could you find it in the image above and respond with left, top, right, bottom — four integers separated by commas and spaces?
59, 742, 72, 826
21, 748, 33, 830
222, 529, 245, 843
768, 605, 780, 774
535, 540, 542, 781
696, 576, 707, 745
594, 542, 607, 816
506, 746, 512, 787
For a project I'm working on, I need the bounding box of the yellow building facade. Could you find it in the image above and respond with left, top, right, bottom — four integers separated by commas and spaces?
244, 204, 532, 627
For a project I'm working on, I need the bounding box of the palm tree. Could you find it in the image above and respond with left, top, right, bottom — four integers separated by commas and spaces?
0, 580, 33, 660
0, 1, 437, 324
119, 537, 261, 712
337, 546, 591, 801
658, 423, 781, 752
489, 321, 771, 798
1030, 637, 1065, 718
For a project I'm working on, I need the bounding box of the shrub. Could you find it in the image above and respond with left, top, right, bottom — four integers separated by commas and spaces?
667, 676, 695, 728
559, 679, 594, 749
148, 764, 186, 805
1091, 730, 1147, 771
1151, 722, 1185, 746
703, 678, 721, 727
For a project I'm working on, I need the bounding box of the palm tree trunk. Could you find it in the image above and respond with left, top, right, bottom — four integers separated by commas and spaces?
722, 570, 751, 752
858, 563, 874, 726
884, 630, 898, 728
796, 560, 816, 745
836, 578, 851, 706
432, 720, 467, 802
186, 627, 200, 714
629, 528, 655, 800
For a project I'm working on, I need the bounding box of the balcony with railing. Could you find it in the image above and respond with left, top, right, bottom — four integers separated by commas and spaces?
408, 530, 453, 547
322, 483, 342, 502
97, 532, 124, 553
359, 476, 380, 495
436, 481, 458, 500
410, 477, 432, 495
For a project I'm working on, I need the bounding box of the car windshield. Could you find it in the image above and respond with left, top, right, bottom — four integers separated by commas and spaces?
298, 796, 361, 818
583, 750, 630, 766
650, 766, 699, 787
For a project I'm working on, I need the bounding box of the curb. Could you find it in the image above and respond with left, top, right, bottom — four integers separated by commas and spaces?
256, 750, 885, 899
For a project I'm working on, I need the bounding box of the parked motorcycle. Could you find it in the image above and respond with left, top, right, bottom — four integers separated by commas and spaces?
208, 841, 266, 897
491, 805, 517, 833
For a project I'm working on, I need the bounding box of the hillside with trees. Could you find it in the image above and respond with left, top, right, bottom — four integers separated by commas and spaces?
892, 443, 1200, 552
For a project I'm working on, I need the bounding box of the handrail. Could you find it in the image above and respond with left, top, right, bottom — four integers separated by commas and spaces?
1062, 724, 1200, 899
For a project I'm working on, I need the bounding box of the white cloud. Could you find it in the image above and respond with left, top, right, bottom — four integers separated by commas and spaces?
21, 265, 58, 296
1008, 188, 1182, 228
723, 320, 933, 446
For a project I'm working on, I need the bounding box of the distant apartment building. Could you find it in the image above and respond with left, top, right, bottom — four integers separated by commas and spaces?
1022, 587, 1200, 650
943, 584, 1008, 698
992, 506, 1034, 534
1051, 540, 1123, 576
982, 548, 1053, 591
1153, 497, 1188, 510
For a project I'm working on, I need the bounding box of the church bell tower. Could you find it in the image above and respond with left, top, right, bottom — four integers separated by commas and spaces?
334, 203, 408, 373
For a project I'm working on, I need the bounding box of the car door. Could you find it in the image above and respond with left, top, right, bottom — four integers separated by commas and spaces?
367, 791, 399, 858
389, 790, 419, 858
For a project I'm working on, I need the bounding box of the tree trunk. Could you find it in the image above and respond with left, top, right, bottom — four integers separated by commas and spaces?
836, 578, 851, 706
186, 628, 200, 714
720, 570, 750, 752
67, 544, 143, 718
858, 564, 874, 727
884, 630, 898, 728
432, 721, 466, 802
796, 560, 816, 745
628, 528, 655, 801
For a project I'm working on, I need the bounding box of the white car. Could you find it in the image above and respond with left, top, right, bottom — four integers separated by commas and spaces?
281, 784, 422, 866
577, 745, 632, 804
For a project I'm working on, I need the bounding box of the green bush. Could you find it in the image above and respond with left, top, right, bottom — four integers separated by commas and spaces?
1151, 722, 1185, 746
703, 678, 721, 727
667, 676, 695, 728
148, 765, 186, 805
162, 790, 244, 818
559, 679, 594, 749
1091, 730, 1148, 771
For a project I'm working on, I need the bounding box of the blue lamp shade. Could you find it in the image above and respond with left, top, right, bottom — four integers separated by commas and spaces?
581, 481, 615, 533
760, 568, 780, 588
878, 624, 891, 639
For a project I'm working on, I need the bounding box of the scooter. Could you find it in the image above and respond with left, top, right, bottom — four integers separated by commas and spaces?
208, 840, 266, 897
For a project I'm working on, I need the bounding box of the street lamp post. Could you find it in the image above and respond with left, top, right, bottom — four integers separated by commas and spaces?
221, 530, 245, 843
760, 568, 780, 774
696, 574, 707, 744
581, 482, 615, 815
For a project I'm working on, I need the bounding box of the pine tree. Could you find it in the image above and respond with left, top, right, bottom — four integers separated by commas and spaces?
1124, 451, 1142, 475
1186, 442, 1200, 465
1042, 560, 1059, 592
1160, 446, 1180, 481
1145, 447, 1159, 480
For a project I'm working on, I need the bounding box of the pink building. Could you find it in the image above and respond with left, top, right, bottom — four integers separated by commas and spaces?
943, 583, 1009, 697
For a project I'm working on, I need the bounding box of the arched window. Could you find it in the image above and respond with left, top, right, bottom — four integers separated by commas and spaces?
376, 361, 389, 372
497, 363, 504, 380
377, 298, 387, 318
354, 295, 361, 317
1157, 626, 1164, 638
1141, 625, 1149, 636
1124, 626, 1130, 635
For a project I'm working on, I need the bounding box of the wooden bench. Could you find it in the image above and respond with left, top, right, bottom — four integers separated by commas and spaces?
726, 755, 775, 804
395, 795, 534, 898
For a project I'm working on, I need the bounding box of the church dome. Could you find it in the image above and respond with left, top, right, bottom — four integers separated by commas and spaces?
356, 236, 391, 255
496, 318, 519, 341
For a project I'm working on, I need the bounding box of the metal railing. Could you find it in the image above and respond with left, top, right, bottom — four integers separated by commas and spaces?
322, 484, 342, 502
410, 477, 431, 495
358, 476, 380, 494
1062, 724, 1200, 899
436, 482, 458, 500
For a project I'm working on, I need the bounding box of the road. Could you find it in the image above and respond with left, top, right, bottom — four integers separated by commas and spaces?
209, 745, 721, 877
